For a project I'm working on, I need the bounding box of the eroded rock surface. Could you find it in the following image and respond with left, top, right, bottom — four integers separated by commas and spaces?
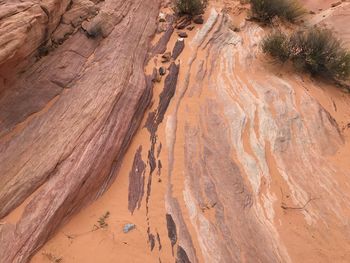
0, 0, 159, 262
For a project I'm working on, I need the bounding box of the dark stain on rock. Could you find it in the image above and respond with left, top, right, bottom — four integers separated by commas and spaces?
128, 146, 146, 214
149, 233, 155, 251
172, 39, 185, 60
176, 246, 191, 263
150, 15, 175, 56
145, 62, 180, 136
142, 63, 180, 254
146, 171, 153, 214
156, 62, 180, 124
148, 148, 157, 175
145, 111, 157, 135
146, 136, 157, 212
166, 213, 177, 250
156, 231, 162, 251
143, 35, 180, 259
157, 142, 162, 157
157, 159, 162, 176
147, 225, 155, 251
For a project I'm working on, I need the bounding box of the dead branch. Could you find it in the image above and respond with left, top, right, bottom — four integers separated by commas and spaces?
281, 197, 318, 210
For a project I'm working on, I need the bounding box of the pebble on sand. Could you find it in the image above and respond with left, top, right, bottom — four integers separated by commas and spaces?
123, 223, 136, 233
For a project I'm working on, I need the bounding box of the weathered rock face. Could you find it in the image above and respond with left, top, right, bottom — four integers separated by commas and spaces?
0, 0, 102, 135
1, 0, 350, 263
0, 0, 70, 68
171, 10, 349, 262
0, 0, 160, 262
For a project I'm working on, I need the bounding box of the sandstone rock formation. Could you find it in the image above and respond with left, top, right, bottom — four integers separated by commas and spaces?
1, 0, 350, 263
0, 0, 160, 262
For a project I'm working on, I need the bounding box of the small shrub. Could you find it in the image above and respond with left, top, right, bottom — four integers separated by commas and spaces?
327, 51, 350, 80
262, 31, 290, 62
289, 28, 350, 80
42, 252, 62, 263
261, 28, 350, 80
174, 0, 205, 16
97, 211, 110, 229
250, 0, 305, 23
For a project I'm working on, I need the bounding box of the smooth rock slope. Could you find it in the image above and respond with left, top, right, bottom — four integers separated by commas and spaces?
0, 0, 160, 262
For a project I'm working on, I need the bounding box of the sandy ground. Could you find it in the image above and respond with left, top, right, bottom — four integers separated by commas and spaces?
31, 7, 196, 262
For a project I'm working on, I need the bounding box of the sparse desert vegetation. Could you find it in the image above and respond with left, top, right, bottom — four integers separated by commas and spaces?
262, 31, 290, 62
262, 28, 350, 81
174, 0, 205, 16
42, 252, 62, 263
96, 211, 110, 229
250, 0, 305, 23
289, 28, 350, 80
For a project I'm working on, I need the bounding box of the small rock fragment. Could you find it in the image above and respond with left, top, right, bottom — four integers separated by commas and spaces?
172, 38, 185, 60
159, 12, 166, 22
193, 15, 204, 24
123, 223, 136, 233
159, 67, 166, 76
177, 31, 188, 38
151, 68, 161, 82
161, 52, 171, 63
331, 1, 342, 7
157, 22, 167, 33
187, 25, 195, 31
82, 11, 114, 38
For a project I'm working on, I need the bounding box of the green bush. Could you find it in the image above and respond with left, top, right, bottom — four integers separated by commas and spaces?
262, 28, 350, 80
174, 0, 205, 16
289, 28, 350, 80
250, 0, 305, 23
262, 31, 290, 62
